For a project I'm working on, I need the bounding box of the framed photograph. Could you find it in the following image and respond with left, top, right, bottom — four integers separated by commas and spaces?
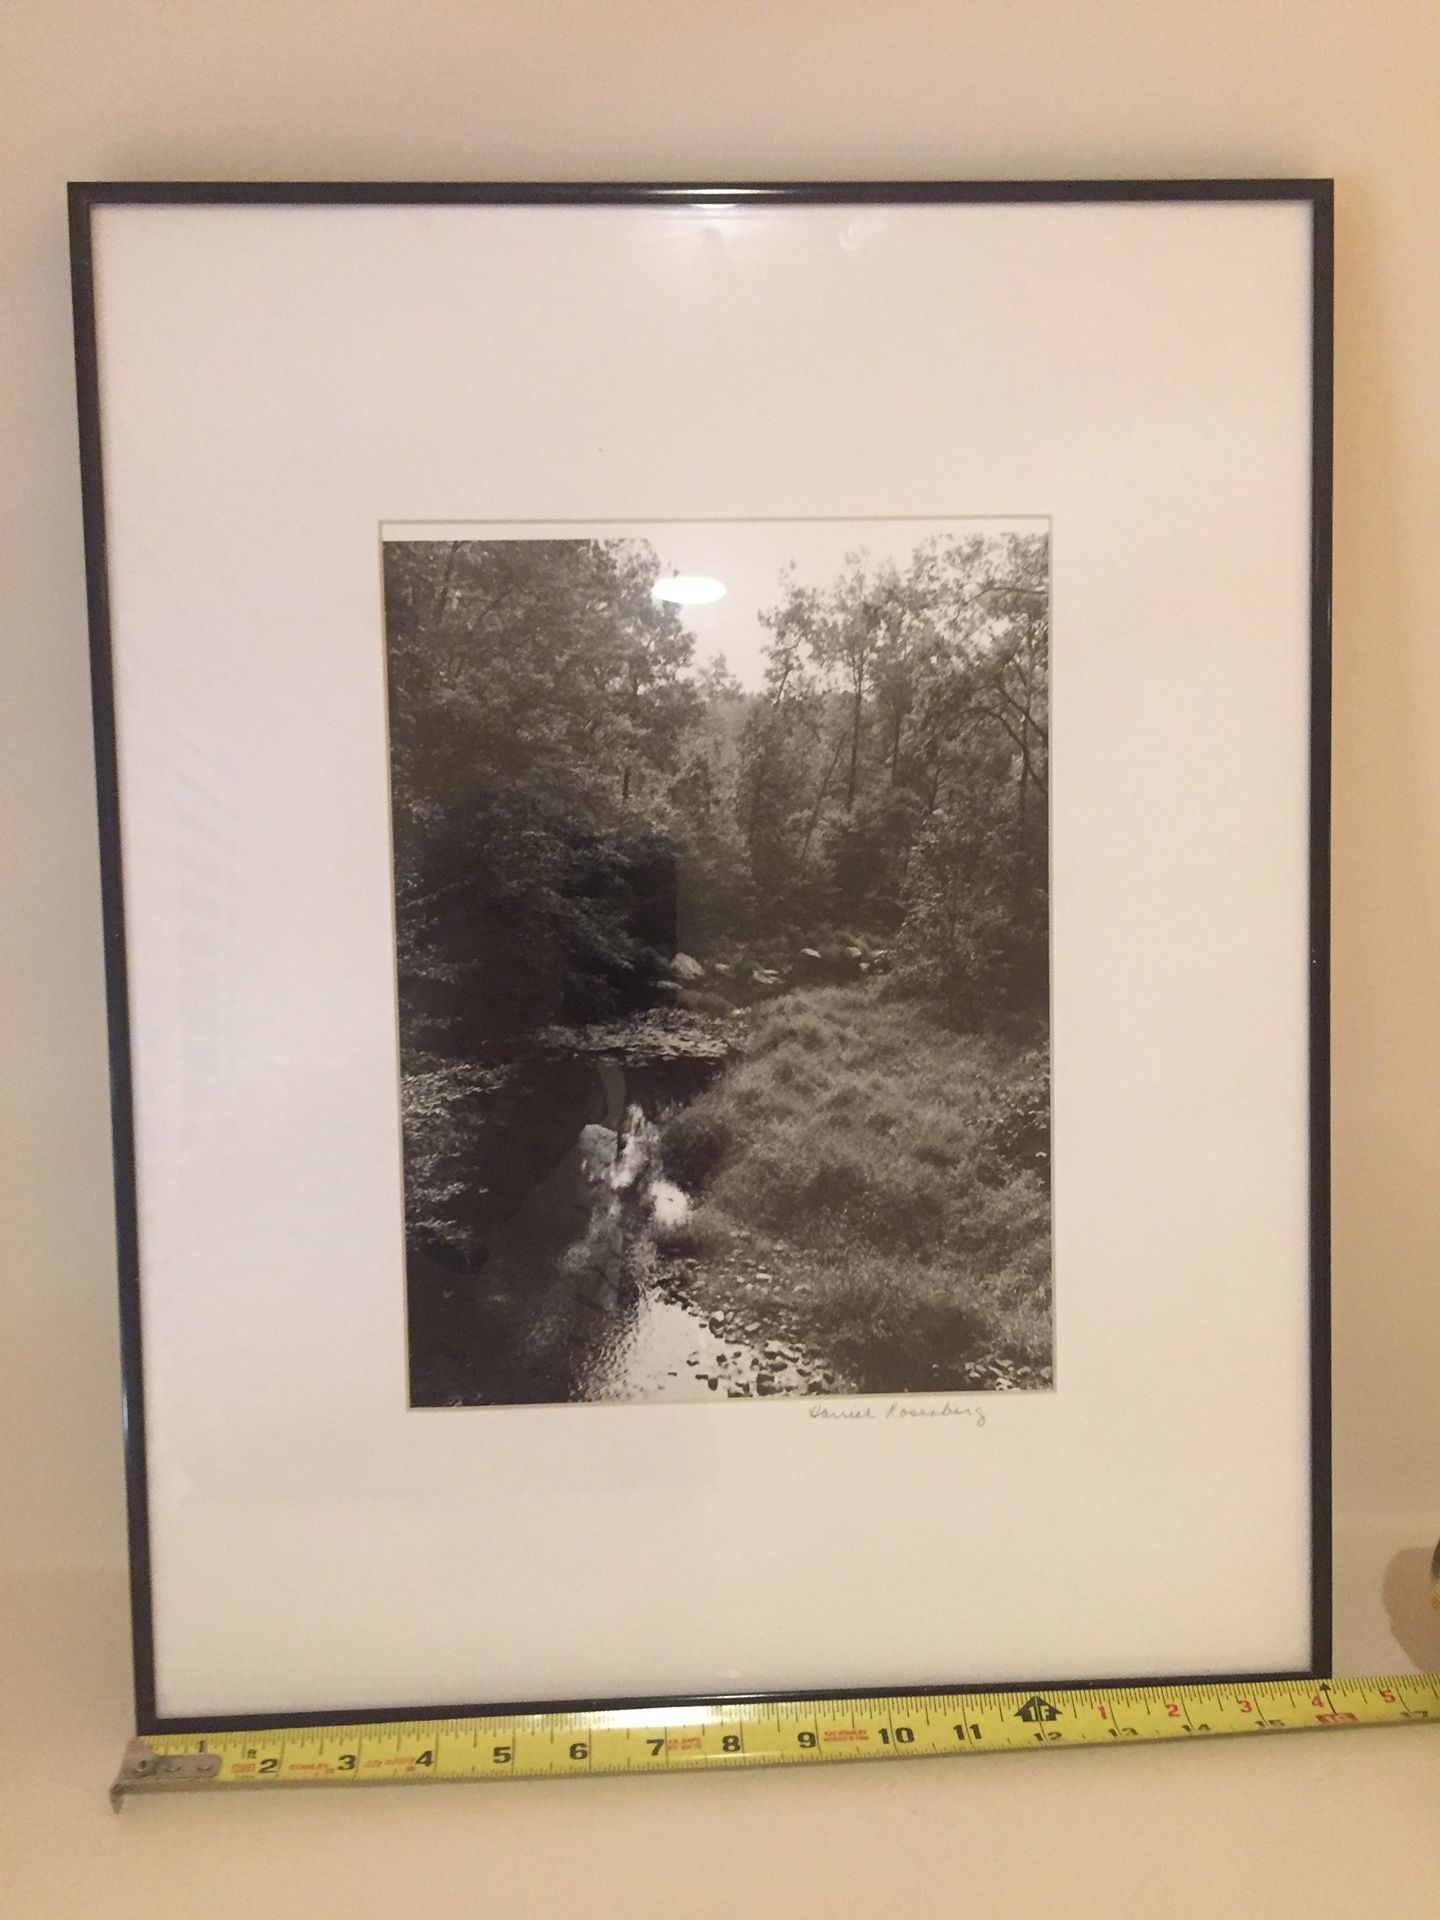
70, 179, 1331, 1731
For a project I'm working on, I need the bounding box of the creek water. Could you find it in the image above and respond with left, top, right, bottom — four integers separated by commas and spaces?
410, 1039, 830, 1406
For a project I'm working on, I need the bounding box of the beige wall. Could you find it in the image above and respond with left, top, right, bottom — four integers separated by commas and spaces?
4, 3, 1440, 1913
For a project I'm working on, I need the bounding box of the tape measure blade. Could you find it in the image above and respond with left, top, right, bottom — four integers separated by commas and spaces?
112, 1676, 1440, 1801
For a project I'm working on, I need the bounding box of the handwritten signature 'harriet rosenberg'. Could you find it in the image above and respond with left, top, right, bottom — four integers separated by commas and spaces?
807, 1401, 987, 1428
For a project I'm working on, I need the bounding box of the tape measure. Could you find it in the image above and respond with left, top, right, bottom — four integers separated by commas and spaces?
111, 1675, 1440, 1804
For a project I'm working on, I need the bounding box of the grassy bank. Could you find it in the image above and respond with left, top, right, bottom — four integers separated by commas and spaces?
655, 987, 1051, 1393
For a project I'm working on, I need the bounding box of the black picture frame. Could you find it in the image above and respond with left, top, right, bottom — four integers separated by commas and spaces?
69, 178, 1333, 1736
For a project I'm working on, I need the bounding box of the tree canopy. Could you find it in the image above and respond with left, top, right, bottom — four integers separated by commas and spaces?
384, 529, 1048, 1047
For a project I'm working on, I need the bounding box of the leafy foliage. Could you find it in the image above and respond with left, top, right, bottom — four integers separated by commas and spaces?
387, 529, 1048, 1040
398, 1053, 507, 1257
386, 538, 701, 1044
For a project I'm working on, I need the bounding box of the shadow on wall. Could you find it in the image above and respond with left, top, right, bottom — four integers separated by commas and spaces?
1382, 1546, 1440, 1671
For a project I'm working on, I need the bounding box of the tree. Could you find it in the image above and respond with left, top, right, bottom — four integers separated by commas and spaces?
742, 532, 1048, 950
892, 533, 1050, 1021
384, 538, 703, 1042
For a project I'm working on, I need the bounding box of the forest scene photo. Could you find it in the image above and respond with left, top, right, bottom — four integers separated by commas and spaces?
384, 520, 1052, 1407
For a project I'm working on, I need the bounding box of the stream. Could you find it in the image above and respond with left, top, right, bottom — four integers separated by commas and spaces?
408, 1028, 832, 1406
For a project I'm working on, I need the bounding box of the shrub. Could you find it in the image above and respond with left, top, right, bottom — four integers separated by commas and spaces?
983, 1045, 1051, 1176
652, 1204, 726, 1260
659, 1102, 734, 1190
399, 1053, 506, 1259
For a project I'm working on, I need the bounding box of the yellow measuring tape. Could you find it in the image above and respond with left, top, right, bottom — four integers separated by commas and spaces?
112, 1675, 1440, 1804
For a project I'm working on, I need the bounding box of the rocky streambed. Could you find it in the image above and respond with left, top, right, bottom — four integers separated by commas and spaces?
580, 1272, 841, 1402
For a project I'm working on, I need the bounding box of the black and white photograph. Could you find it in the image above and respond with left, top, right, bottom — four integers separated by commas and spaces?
385, 519, 1053, 1407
